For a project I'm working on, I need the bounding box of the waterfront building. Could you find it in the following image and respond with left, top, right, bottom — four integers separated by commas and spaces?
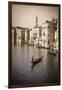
54, 30, 58, 51
41, 18, 57, 49
12, 27, 15, 43
41, 21, 50, 48
12, 17, 58, 50
25, 29, 30, 44
29, 16, 42, 46
48, 18, 57, 49
12, 27, 17, 45
29, 17, 57, 49
12, 26, 30, 45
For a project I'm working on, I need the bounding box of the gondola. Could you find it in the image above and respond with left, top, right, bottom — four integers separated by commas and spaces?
31, 56, 43, 64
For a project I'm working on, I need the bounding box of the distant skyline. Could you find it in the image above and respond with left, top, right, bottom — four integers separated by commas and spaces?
12, 4, 59, 28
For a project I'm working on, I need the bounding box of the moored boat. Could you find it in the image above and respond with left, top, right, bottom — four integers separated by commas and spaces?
49, 49, 56, 55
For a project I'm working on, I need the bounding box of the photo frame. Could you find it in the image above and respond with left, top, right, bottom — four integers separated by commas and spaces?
8, 1, 60, 88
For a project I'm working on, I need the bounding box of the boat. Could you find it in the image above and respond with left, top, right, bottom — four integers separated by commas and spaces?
49, 49, 56, 55
31, 56, 43, 64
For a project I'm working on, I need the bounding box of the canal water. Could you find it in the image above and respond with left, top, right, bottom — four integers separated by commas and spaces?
12, 44, 59, 86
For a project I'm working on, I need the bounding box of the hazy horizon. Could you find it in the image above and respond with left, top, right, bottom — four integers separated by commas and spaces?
12, 4, 59, 28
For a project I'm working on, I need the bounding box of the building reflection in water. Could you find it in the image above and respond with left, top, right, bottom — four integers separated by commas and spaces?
12, 43, 59, 85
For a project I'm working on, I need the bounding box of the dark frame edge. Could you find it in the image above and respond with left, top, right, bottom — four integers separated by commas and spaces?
58, 4, 61, 85
8, 1, 60, 6
8, 1, 12, 88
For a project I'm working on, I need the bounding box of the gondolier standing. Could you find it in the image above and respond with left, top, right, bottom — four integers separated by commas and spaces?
32, 56, 34, 61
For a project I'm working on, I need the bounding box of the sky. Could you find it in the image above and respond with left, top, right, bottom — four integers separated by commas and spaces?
12, 4, 59, 28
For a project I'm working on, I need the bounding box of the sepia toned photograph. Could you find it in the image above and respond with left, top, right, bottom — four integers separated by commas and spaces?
8, 2, 60, 88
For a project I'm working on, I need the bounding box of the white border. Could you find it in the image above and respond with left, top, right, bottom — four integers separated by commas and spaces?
0, 0, 62, 90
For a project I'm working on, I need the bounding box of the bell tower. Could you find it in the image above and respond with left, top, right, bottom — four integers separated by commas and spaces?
35, 16, 38, 28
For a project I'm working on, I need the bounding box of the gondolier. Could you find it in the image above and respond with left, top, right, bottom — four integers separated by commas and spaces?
32, 56, 34, 61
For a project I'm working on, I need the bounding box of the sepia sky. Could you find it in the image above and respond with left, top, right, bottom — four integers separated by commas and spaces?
12, 4, 59, 28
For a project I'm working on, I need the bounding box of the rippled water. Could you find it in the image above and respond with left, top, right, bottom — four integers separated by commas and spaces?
12, 44, 59, 86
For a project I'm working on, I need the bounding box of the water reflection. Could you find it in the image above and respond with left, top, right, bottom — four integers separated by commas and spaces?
12, 44, 59, 85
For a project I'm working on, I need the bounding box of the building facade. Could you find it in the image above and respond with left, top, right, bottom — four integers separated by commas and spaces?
12, 26, 30, 46
12, 17, 58, 51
